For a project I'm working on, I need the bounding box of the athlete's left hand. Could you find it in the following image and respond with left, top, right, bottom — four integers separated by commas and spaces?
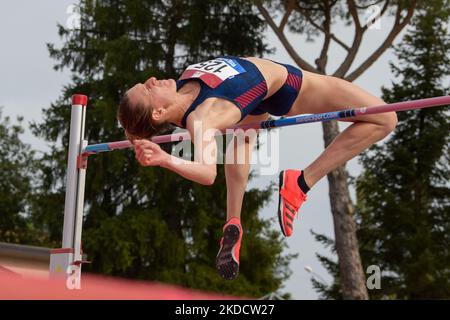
133, 139, 169, 167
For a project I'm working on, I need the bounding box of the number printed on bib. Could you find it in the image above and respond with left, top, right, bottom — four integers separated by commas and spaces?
179, 58, 246, 88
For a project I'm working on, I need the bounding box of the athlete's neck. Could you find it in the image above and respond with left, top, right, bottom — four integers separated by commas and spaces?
167, 81, 200, 127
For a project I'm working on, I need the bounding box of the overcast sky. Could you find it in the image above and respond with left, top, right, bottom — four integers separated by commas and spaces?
0, 1, 403, 299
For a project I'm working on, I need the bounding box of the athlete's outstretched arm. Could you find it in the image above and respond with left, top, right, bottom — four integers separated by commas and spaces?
161, 151, 217, 185
133, 124, 218, 186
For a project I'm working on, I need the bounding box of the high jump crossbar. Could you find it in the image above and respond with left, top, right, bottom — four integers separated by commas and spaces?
83, 95, 450, 155
49, 94, 450, 287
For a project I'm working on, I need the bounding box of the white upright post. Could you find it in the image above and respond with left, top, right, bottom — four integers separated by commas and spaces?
49, 94, 88, 289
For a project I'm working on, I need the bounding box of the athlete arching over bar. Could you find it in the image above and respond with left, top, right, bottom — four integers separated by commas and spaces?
117, 56, 398, 280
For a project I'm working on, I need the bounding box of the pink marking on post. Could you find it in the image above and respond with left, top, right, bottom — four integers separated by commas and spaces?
72, 94, 88, 106
77, 155, 88, 170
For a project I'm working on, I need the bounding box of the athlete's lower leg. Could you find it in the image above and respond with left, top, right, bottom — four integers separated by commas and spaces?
299, 75, 398, 188
217, 131, 257, 279
224, 131, 257, 221
276, 74, 397, 237
303, 119, 396, 188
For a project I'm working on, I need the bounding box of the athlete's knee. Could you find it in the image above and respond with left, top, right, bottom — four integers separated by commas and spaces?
380, 111, 398, 136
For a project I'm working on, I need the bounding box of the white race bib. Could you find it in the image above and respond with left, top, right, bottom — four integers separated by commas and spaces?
179, 58, 246, 88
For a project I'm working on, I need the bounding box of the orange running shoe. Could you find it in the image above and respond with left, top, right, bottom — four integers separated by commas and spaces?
278, 170, 308, 237
216, 217, 242, 280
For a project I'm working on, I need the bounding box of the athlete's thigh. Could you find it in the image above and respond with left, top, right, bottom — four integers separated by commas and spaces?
287, 70, 332, 115
289, 70, 391, 125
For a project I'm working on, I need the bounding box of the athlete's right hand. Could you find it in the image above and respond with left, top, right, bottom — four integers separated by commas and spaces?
133, 139, 169, 167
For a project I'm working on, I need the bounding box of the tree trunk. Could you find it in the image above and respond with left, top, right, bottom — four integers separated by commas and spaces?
322, 121, 369, 299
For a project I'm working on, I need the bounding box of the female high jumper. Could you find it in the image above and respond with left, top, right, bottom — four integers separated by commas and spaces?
117, 56, 398, 280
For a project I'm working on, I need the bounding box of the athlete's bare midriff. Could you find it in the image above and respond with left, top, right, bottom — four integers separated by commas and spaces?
241, 57, 289, 99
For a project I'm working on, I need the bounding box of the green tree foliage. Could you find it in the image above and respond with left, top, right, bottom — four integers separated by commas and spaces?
355, 0, 450, 299
29, 0, 294, 297
0, 110, 43, 244
310, 230, 341, 299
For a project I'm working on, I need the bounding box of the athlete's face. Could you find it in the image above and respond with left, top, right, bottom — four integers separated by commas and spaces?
127, 77, 177, 121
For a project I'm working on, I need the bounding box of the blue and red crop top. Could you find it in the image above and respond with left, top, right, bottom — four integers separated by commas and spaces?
176, 56, 303, 128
